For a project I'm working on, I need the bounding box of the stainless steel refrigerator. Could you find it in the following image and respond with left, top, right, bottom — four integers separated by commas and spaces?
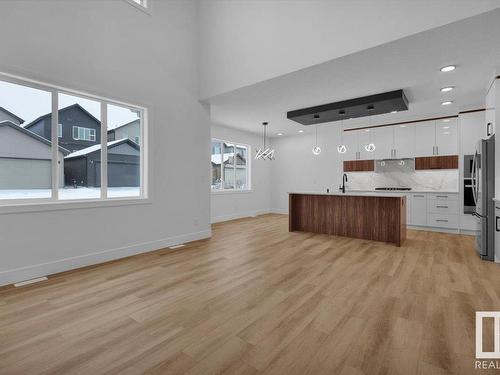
472, 135, 495, 260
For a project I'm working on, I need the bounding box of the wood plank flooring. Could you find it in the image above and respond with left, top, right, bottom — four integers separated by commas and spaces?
1, 214, 500, 374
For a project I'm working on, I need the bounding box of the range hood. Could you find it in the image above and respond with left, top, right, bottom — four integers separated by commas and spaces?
375, 158, 415, 172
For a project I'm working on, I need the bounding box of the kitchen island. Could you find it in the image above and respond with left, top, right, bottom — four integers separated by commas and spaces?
289, 192, 406, 246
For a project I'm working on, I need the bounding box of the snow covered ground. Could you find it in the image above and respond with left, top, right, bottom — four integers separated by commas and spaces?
0, 187, 140, 200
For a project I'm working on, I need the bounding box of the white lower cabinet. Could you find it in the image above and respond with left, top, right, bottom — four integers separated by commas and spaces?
427, 213, 459, 229
409, 193, 427, 226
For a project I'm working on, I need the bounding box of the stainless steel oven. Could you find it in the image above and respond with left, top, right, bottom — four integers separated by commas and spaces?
464, 154, 475, 214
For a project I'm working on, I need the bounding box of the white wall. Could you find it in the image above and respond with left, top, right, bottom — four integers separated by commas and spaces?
0, 0, 211, 286
199, 0, 500, 99
211, 123, 271, 222
270, 124, 343, 213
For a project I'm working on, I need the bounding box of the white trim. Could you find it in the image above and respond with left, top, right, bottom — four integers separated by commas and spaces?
101, 103, 108, 199
14, 277, 48, 287
0, 197, 152, 215
211, 209, 271, 224
0, 229, 211, 287
51, 91, 59, 200
211, 189, 253, 195
123, 0, 151, 15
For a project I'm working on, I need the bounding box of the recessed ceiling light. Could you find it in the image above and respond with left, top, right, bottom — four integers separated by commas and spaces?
441, 101, 453, 106
443, 131, 450, 135
298, 130, 304, 133
440, 65, 456, 72
277, 132, 283, 136
365, 129, 370, 132
443, 119, 451, 122
391, 110, 398, 114
400, 125, 406, 128
440, 86, 454, 92
443, 126, 450, 129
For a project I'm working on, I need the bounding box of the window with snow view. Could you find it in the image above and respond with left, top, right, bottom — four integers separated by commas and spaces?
0, 74, 147, 206
211, 139, 249, 191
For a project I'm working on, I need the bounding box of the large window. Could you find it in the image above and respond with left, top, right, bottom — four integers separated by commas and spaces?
211, 139, 249, 191
0, 73, 147, 206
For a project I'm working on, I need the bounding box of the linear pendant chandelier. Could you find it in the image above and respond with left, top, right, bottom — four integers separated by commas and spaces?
255, 122, 275, 160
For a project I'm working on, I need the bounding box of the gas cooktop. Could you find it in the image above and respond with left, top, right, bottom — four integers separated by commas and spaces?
375, 187, 412, 191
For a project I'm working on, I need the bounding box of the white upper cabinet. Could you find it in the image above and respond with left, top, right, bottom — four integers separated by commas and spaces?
373, 126, 394, 160
414, 121, 437, 157
460, 111, 486, 155
394, 125, 415, 158
435, 118, 458, 156
342, 130, 359, 160
358, 129, 374, 160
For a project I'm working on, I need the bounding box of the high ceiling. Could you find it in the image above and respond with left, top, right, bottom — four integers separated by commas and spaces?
207, 8, 500, 137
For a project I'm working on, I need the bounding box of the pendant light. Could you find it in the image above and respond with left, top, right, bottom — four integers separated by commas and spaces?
312, 124, 321, 155
255, 122, 275, 160
364, 115, 375, 152
337, 119, 346, 154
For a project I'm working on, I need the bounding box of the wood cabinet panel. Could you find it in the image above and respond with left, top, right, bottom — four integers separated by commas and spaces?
415, 155, 458, 170
343, 159, 374, 172
289, 194, 406, 246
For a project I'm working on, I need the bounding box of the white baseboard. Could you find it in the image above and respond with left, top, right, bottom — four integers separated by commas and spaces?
211, 209, 271, 224
270, 208, 288, 215
0, 229, 212, 287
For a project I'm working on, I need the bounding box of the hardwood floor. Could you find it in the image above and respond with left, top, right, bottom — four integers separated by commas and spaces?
1, 214, 500, 374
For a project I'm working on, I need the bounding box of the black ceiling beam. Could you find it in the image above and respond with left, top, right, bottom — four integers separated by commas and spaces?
287, 89, 409, 125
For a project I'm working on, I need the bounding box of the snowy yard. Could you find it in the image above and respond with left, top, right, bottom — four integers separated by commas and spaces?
0, 187, 140, 200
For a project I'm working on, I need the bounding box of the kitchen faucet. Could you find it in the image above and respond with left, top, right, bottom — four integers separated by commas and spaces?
340, 173, 348, 194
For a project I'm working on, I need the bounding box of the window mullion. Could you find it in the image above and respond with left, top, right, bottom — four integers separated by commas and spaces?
51, 91, 59, 201
101, 102, 108, 199
220, 141, 224, 190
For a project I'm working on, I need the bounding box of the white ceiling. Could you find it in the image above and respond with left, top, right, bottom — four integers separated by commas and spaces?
207, 8, 500, 138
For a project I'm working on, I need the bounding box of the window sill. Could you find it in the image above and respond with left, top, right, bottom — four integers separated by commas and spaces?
0, 197, 152, 215
211, 190, 253, 195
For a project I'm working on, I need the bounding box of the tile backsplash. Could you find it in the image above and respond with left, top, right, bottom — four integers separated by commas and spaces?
346, 169, 459, 191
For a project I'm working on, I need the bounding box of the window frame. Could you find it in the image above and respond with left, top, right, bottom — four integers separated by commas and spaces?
211, 138, 251, 193
0, 71, 149, 213
124, 0, 151, 15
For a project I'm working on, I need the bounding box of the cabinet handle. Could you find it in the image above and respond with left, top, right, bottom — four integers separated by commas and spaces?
413, 194, 425, 197
496, 216, 500, 232
436, 195, 448, 198
436, 146, 439, 155
436, 205, 449, 208
436, 219, 449, 222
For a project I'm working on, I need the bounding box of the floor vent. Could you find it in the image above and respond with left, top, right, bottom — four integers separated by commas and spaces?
169, 244, 185, 249
14, 277, 48, 287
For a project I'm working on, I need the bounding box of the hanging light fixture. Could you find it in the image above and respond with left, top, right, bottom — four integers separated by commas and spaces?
312, 123, 321, 155
364, 115, 376, 152
255, 122, 275, 160
337, 118, 346, 154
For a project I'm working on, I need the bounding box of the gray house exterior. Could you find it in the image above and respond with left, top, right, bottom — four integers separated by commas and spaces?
64, 139, 140, 187
23, 104, 101, 152
0, 107, 24, 126
108, 119, 140, 145
0, 120, 69, 189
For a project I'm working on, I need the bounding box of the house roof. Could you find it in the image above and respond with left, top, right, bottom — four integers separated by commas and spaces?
211, 153, 246, 165
0, 120, 70, 155
108, 118, 140, 133
65, 138, 140, 160
0, 107, 24, 124
23, 103, 101, 129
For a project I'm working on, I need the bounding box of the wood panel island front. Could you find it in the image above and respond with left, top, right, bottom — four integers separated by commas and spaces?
289, 192, 406, 246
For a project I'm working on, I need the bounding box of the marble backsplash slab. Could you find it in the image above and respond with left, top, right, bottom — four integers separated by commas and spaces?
346, 170, 459, 192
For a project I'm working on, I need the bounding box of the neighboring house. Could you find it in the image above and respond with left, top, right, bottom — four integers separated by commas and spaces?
0, 107, 24, 126
108, 119, 140, 144
23, 104, 101, 152
211, 152, 246, 189
64, 139, 140, 187
0, 120, 69, 189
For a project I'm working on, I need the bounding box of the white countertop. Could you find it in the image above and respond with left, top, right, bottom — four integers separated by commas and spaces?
347, 189, 459, 194
288, 191, 406, 198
